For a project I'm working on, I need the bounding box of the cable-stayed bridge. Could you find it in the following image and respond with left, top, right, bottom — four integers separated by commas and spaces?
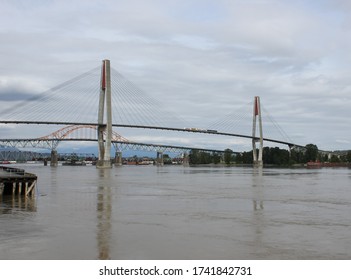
0, 59, 306, 167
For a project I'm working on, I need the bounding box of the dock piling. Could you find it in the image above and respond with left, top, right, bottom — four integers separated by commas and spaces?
1, 166, 37, 198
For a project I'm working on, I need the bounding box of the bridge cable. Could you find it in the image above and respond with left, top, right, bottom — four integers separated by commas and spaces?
260, 104, 294, 144
206, 100, 253, 134
0, 66, 100, 122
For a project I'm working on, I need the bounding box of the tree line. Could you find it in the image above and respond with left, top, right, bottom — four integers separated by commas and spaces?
189, 144, 351, 165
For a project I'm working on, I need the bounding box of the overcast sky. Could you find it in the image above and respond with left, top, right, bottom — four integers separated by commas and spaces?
1, 0, 351, 152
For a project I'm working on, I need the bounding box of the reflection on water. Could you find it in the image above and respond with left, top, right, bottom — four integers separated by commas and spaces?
0, 165, 350, 259
96, 169, 112, 260
0, 195, 36, 214
252, 167, 264, 212
251, 167, 264, 258
253, 200, 264, 211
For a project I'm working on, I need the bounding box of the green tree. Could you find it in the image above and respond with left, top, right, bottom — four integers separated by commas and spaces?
243, 151, 253, 164
330, 154, 340, 163
262, 147, 290, 165
322, 153, 329, 162
290, 149, 304, 164
163, 154, 172, 164
235, 153, 242, 163
199, 151, 212, 164
304, 144, 319, 162
189, 150, 216, 164
346, 151, 351, 163
189, 150, 200, 164
212, 152, 221, 164
224, 149, 233, 164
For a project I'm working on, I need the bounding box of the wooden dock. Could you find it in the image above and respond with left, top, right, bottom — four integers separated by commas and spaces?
0, 166, 37, 197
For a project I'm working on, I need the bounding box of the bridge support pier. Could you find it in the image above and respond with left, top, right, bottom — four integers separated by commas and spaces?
288, 145, 293, 159
156, 151, 164, 166
97, 59, 112, 169
183, 152, 189, 166
115, 151, 123, 166
252, 96, 263, 167
50, 150, 58, 167
97, 159, 112, 168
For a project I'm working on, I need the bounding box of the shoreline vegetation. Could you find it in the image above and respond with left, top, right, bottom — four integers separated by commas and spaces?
1, 144, 350, 168
189, 144, 351, 167
188, 162, 351, 168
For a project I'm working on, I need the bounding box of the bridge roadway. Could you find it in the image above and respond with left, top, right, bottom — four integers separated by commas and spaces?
0, 120, 305, 149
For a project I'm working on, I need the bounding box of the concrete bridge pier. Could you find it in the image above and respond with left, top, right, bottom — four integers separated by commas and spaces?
50, 150, 58, 167
96, 59, 112, 169
156, 151, 164, 166
115, 151, 122, 166
288, 145, 292, 158
183, 152, 189, 166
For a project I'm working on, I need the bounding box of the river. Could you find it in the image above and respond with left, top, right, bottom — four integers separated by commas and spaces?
0, 164, 350, 259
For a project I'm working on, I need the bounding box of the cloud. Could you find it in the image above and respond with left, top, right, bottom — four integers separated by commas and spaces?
0, 76, 43, 102
0, 90, 33, 102
0, 0, 350, 152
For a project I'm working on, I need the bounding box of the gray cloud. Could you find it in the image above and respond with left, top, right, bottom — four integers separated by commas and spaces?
0, 90, 34, 101
0, 77, 41, 102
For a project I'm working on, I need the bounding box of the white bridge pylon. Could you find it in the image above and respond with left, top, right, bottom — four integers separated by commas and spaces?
252, 96, 263, 166
97, 59, 113, 168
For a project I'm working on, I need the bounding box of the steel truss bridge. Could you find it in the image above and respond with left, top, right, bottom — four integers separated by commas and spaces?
0, 124, 227, 156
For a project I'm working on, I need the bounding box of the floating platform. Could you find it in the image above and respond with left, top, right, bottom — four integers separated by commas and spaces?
62, 161, 87, 166
0, 166, 37, 196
